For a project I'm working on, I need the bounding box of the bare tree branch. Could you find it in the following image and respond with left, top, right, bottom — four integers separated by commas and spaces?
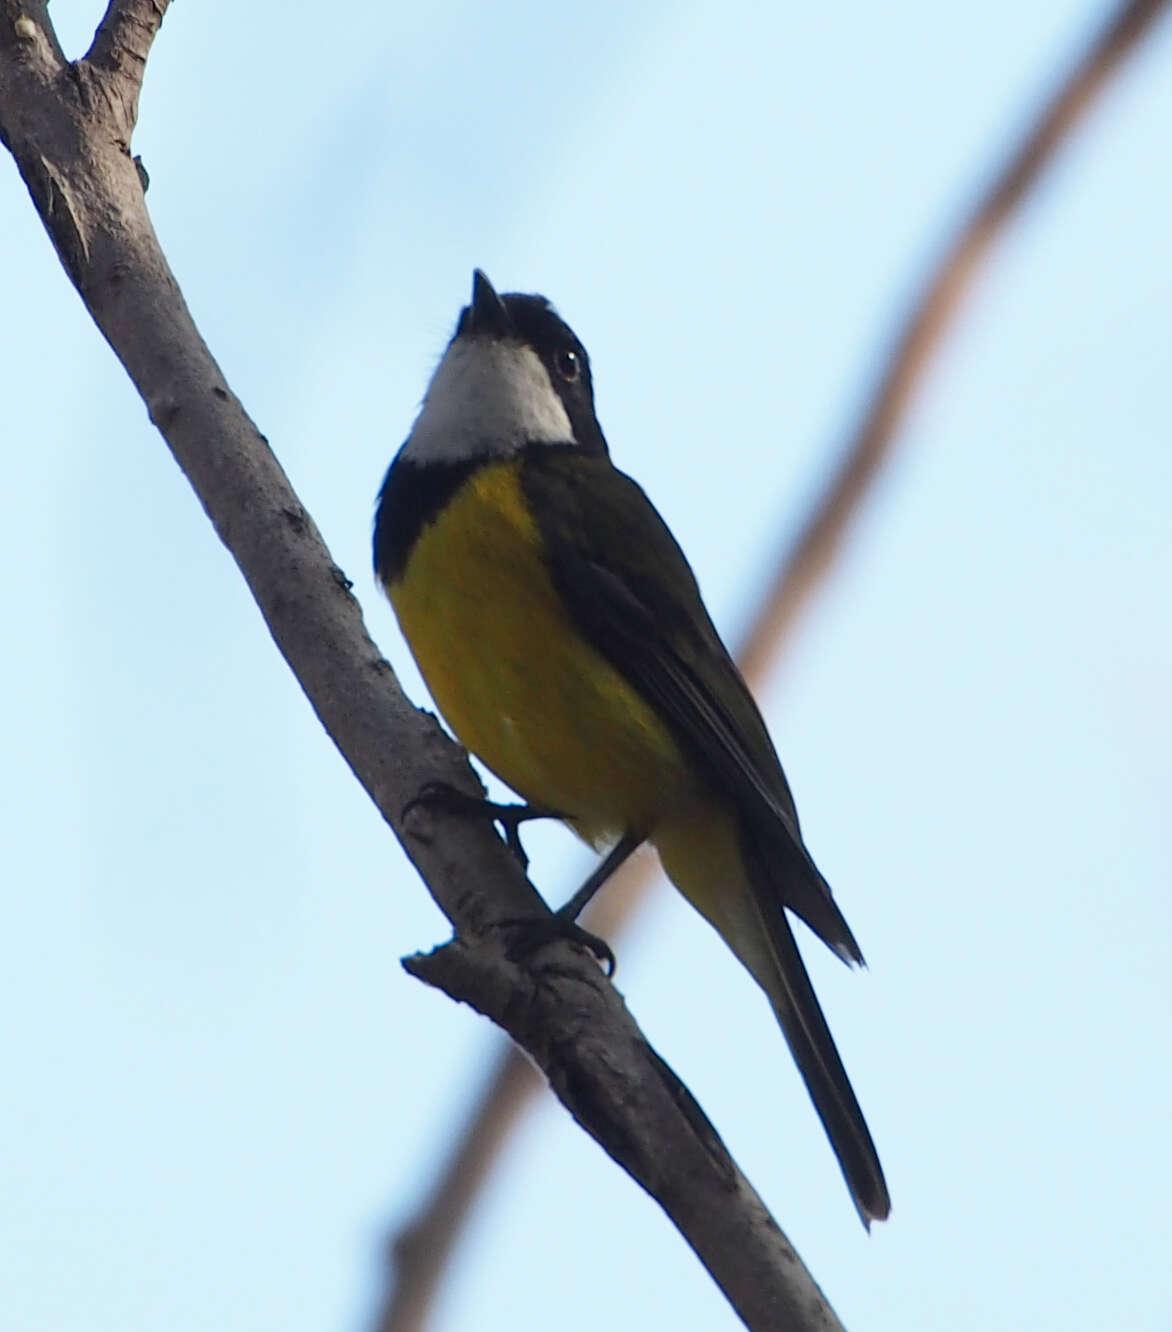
0, 2, 537, 939
0, 4, 852, 1328
82, 0, 167, 140
87, 0, 168, 73
373, 1, 1172, 1327
738, 0, 1172, 682
383, 1050, 543, 1332
85, 1, 166, 80
0, 1, 63, 65
402, 939, 843, 1332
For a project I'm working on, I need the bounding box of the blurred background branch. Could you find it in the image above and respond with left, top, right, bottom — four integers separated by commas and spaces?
373, 2, 1171, 1328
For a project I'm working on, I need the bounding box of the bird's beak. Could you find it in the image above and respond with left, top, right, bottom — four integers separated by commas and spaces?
466, 268, 513, 338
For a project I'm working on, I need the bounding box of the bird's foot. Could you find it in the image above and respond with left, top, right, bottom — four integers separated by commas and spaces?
403, 781, 560, 871
497, 912, 616, 978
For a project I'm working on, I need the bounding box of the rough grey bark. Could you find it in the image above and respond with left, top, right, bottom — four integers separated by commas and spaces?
0, 4, 847, 1327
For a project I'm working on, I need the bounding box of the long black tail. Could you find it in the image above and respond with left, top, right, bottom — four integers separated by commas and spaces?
743, 836, 890, 1225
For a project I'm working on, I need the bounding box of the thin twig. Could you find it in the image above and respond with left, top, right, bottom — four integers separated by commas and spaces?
373, 2, 1172, 1327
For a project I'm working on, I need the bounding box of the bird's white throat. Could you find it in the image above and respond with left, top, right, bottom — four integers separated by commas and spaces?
402, 339, 573, 463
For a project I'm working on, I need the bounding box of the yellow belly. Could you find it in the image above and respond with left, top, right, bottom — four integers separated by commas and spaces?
387, 461, 689, 846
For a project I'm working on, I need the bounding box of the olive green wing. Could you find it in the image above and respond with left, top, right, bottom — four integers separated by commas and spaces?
520, 449, 862, 964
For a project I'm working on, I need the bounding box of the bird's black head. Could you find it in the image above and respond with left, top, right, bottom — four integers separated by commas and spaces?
450, 269, 607, 456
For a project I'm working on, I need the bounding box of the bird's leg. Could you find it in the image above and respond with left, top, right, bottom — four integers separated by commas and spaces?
501, 833, 644, 978
556, 831, 644, 921
403, 781, 560, 871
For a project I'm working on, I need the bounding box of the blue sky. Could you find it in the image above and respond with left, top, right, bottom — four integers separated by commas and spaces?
2, 2, 1169, 1329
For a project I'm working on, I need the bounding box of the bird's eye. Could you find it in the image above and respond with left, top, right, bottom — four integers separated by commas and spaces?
555, 348, 580, 382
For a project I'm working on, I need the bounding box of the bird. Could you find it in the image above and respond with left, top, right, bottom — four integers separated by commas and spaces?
374, 270, 890, 1225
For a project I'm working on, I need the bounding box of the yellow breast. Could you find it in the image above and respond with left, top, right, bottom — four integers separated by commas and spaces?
387, 460, 688, 846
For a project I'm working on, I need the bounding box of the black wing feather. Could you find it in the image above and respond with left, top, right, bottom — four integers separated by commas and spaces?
520, 449, 862, 962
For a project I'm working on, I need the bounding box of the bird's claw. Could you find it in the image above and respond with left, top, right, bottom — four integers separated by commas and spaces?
403, 782, 559, 872
497, 913, 616, 978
